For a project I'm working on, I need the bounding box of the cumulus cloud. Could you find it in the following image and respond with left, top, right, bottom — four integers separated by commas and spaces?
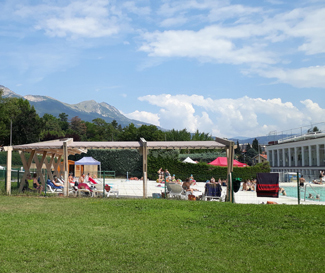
128, 94, 323, 137
125, 110, 160, 126
139, 27, 275, 65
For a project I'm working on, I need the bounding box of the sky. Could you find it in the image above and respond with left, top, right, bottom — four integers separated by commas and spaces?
1, 0, 325, 138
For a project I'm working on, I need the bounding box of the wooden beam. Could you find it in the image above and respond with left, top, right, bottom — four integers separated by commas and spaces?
19, 150, 36, 191
6, 146, 12, 195
33, 151, 47, 189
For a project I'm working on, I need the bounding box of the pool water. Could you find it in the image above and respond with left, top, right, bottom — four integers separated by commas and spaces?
281, 185, 325, 202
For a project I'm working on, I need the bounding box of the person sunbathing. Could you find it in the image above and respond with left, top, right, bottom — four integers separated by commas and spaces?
68, 173, 74, 184
313, 179, 323, 185
52, 175, 63, 187
182, 178, 199, 194
32, 173, 43, 194
157, 168, 164, 180
242, 181, 248, 191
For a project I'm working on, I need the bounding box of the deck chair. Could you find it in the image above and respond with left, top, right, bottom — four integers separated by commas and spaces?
166, 183, 186, 199
204, 183, 222, 201
46, 179, 63, 194
58, 178, 78, 196
77, 182, 93, 197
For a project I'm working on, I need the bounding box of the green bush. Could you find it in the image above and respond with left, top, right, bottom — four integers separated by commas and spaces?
70, 149, 143, 177
148, 151, 271, 181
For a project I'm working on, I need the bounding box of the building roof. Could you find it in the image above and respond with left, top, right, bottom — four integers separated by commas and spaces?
253, 154, 267, 160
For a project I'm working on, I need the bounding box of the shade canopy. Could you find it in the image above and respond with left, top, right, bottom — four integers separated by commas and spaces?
208, 157, 247, 167
75, 157, 101, 165
182, 157, 197, 164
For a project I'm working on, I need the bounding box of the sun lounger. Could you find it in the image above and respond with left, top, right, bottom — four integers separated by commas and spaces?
204, 183, 222, 201
166, 183, 186, 199
77, 182, 93, 197
46, 179, 63, 194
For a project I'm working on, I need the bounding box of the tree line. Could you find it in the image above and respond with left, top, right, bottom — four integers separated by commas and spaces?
0, 89, 213, 147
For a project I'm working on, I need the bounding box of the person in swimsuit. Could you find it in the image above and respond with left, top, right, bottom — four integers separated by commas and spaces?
299, 175, 305, 187
32, 173, 43, 193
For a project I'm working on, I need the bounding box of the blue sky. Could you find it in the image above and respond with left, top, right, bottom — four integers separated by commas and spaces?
1, 0, 325, 138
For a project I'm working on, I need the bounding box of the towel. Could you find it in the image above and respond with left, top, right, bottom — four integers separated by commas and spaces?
256, 173, 279, 198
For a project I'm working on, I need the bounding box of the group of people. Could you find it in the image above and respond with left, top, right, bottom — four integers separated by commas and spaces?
24, 173, 43, 193
242, 179, 256, 191
24, 172, 99, 194
157, 168, 172, 182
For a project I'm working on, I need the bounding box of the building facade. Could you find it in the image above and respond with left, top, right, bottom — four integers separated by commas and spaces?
266, 133, 325, 180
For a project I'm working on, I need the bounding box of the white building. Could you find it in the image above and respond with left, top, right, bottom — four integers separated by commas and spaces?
266, 132, 325, 179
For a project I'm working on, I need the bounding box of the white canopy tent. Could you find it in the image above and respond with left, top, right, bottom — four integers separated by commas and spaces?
182, 157, 197, 164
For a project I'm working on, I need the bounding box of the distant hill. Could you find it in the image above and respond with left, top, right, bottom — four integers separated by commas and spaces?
0, 85, 149, 127
230, 134, 295, 145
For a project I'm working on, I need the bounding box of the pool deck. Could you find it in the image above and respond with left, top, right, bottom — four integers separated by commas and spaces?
93, 179, 325, 205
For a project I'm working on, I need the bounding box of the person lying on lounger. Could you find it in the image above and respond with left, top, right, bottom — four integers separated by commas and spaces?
52, 175, 63, 187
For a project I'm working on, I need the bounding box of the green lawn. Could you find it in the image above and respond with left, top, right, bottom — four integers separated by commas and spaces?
0, 196, 324, 273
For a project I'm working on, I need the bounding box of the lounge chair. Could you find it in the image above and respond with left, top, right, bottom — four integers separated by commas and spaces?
46, 179, 63, 194
166, 183, 186, 199
77, 182, 93, 197
204, 183, 222, 201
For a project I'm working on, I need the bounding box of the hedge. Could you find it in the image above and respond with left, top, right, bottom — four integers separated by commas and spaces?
71, 149, 271, 181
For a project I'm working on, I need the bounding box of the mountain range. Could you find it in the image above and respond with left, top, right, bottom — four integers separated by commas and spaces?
0, 85, 148, 128
1, 84, 296, 145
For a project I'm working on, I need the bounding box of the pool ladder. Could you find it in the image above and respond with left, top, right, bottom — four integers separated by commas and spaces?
303, 184, 320, 201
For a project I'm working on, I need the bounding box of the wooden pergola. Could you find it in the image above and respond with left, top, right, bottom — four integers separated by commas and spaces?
3, 137, 235, 200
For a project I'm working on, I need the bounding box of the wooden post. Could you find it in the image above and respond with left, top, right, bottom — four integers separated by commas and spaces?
140, 138, 148, 199
226, 141, 235, 202
6, 146, 12, 195
63, 141, 69, 196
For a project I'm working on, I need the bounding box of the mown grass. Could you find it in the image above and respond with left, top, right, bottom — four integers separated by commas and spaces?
0, 196, 324, 273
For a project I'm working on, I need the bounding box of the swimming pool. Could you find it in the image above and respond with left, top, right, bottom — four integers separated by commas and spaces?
281, 185, 325, 202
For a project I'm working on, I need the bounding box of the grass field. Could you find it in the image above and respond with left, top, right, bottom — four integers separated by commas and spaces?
0, 196, 324, 273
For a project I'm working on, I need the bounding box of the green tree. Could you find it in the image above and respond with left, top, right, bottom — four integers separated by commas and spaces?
308, 126, 320, 133
40, 113, 65, 140
7, 98, 42, 145
68, 116, 87, 140
119, 123, 138, 141
191, 130, 213, 141
138, 125, 164, 141
252, 138, 259, 152
235, 140, 241, 154
58, 113, 69, 131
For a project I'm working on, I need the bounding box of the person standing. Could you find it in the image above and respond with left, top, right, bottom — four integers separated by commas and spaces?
299, 175, 306, 187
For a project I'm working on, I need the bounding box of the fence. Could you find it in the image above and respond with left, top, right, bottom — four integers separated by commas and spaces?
1, 169, 324, 204
233, 171, 324, 205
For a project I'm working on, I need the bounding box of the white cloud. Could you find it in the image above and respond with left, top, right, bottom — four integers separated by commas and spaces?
139, 27, 275, 65
301, 100, 325, 122
256, 66, 325, 88
122, 1, 151, 16
125, 110, 160, 126
133, 94, 322, 137
160, 16, 188, 27
15, 0, 127, 39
